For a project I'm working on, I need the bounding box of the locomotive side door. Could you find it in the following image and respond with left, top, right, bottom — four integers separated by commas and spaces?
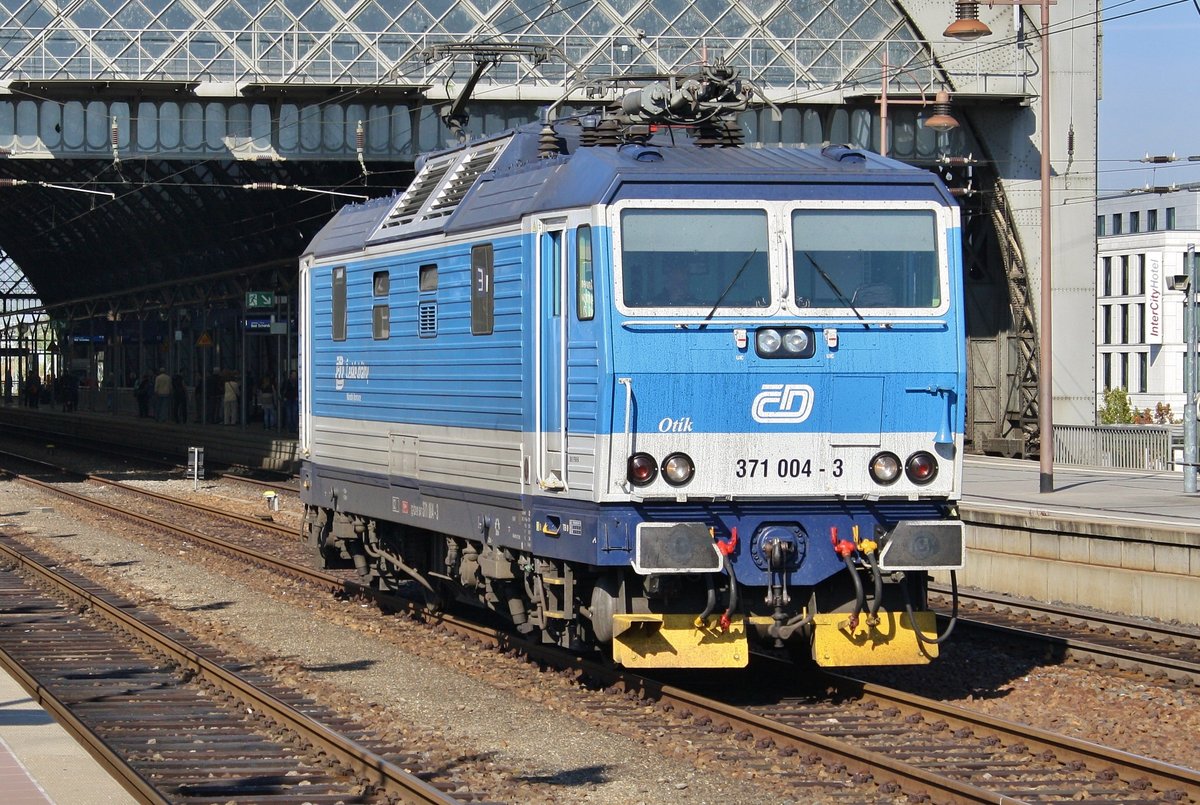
535, 220, 567, 490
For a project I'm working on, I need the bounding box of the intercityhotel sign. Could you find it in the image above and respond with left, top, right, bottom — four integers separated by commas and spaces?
1146, 252, 1164, 345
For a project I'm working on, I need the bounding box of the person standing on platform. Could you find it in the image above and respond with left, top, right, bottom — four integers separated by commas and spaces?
171, 373, 188, 424
207, 368, 223, 424
256, 376, 278, 430
153, 367, 171, 422
223, 374, 240, 425
133, 371, 151, 417
281, 369, 298, 433
65, 373, 80, 412
24, 370, 40, 408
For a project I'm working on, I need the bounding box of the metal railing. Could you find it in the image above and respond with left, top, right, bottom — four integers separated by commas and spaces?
1053, 424, 1175, 471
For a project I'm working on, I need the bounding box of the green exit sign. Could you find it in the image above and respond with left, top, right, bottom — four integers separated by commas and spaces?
246, 291, 275, 308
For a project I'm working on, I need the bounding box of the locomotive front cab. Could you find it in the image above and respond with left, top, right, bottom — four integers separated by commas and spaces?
598, 189, 966, 668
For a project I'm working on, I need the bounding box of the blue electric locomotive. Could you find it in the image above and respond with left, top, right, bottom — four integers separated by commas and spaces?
300, 66, 965, 668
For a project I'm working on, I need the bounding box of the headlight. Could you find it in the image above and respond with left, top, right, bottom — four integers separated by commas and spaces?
756, 327, 814, 358
661, 452, 695, 486
905, 451, 938, 485
869, 452, 902, 485
756, 328, 782, 354
627, 453, 658, 486
782, 328, 811, 354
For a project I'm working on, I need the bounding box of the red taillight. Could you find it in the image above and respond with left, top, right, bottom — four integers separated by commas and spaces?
905, 451, 938, 485
627, 453, 658, 486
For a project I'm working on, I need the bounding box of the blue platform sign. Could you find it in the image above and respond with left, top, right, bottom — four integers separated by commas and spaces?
244, 316, 272, 331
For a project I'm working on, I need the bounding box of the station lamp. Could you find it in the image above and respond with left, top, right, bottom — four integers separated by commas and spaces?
876, 53, 958, 158
922, 91, 959, 133
945, 0, 1055, 492
944, 1, 992, 41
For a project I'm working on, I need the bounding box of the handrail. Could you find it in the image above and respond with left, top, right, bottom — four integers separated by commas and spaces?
616, 377, 633, 491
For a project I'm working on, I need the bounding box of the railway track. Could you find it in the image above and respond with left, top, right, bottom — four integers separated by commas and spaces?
3, 447, 1198, 803
0, 536, 467, 804
0, 447, 317, 574
15, 441, 1198, 696
931, 584, 1200, 687
0, 420, 296, 489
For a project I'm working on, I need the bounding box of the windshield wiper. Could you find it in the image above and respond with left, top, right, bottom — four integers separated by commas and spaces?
700, 249, 758, 330
803, 251, 867, 330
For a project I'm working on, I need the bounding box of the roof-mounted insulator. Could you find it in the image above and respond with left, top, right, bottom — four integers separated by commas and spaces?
110, 116, 120, 163
356, 119, 369, 180
693, 118, 744, 148
537, 123, 563, 158
579, 114, 600, 147
593, 117, 623, 147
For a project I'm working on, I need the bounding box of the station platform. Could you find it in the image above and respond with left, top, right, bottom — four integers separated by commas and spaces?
0, 665, 131, 804
961, 453, 1200, 531
0, 400, 299, 475
955, 455, 1199, 627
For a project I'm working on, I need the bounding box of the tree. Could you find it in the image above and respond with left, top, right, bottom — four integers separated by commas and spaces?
1098, 387, 1135, 424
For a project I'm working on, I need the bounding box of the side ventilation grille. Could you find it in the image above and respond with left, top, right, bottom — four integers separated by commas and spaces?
418, 301, 437, 337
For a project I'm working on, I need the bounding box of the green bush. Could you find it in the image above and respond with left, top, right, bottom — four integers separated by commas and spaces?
1098, 387, 1134, 424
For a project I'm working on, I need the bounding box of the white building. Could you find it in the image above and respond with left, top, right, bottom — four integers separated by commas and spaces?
1096, 186, 1200, 420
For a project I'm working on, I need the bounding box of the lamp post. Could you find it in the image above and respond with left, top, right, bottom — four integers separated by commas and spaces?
1187, 243, 1198, 493
877, 51, 958, 157
946, 0, 1054, 492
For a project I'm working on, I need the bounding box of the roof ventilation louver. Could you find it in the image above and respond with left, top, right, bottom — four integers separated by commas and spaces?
377, 153, 457, 231
427, 142, 504, 219
374, 137, 509, 239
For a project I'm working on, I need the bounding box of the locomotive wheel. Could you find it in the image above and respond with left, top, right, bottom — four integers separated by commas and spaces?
422, 578, 447, 614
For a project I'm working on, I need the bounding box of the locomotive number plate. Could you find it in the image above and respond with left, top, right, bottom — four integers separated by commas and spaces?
733, 457, 844, 479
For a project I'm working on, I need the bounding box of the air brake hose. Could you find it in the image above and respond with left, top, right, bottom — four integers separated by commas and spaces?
715, 528, 740, 631
842, 552, 866, 631
695, 573, 718, 627
865, 550, 884, 626
854, 528, 884, 627
719, 554, 740, 631
832, 528, 865, 631
903, 569, 959, 646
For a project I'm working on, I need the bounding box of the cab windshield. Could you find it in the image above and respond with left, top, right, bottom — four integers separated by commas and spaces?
791, 209, 940, 310
620, 208, 770, 310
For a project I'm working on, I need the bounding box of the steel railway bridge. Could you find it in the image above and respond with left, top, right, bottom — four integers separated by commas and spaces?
0, 0, 1099, 453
